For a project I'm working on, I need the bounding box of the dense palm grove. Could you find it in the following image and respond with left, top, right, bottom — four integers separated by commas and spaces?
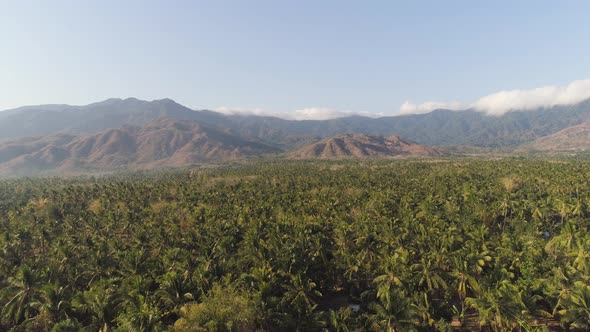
1, 160, 590, 331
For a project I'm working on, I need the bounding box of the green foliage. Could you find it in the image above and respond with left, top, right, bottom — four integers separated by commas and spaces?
51, 318, 82, 332
173, 283, 256, 332
555, 281, 590, 330
0, 159, 589, 330
466, 281, 527, 331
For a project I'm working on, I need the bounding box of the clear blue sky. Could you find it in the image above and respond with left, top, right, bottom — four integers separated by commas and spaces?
2, 0, 590, 116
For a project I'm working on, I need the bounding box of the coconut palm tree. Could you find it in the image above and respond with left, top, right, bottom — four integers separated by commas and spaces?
466, 281, 527, 332
555, 281, 590, 330
1, 265, 43, 326
72, 280, 122, 332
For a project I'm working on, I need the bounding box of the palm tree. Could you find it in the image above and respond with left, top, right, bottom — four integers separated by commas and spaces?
368, 288, 418, 332
373, 249, 408, 307
116, 291, 164, 332
411, 257, 447, 293
1, 265, 43, 326
555, 281, 590, 330
450, 257, 481, 326
72, 280, 121, 332
327, 307, 352, 332
466, 281, 527, 332
280, 274, 323, 329
156, 270, 196, 320
34, 283, 72, 327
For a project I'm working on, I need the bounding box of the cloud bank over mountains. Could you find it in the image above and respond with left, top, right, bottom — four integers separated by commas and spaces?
215, 107, 383, 121
400, 79, 590, 116
218, 79, 590, 119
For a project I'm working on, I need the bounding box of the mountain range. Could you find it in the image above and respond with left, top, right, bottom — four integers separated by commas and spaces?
4, 97, 590, 147
1, 97, 590, 175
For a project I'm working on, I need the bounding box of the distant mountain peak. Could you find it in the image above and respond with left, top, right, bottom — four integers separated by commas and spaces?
152, 98, 176, 104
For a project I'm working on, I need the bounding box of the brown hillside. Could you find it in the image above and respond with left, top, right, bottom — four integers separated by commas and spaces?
289, 134, 442, 159
0, 118, 281, 175
528, 122, 590, 151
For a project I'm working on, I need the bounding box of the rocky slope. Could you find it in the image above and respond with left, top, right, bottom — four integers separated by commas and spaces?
0, 118, 281, 175
528, 122, 590, 151
288, 134, 441, 159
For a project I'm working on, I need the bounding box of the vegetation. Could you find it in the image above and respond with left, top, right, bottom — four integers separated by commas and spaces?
0, 159, 589, 331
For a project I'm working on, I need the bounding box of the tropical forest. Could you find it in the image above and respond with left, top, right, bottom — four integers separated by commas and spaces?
1, 159, 590, 331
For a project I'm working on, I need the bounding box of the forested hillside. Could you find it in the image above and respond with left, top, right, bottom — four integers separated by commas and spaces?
1, 160, 589, 331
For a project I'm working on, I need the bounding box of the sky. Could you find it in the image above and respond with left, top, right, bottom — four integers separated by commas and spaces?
2, 1, 590, 119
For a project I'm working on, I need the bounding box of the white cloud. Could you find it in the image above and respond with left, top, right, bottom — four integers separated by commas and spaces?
215, 106, 383, 120
399, 79, 590, 116
214, 106, 269, 117
400, 101, 466, 115
290, 108, 383, 120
